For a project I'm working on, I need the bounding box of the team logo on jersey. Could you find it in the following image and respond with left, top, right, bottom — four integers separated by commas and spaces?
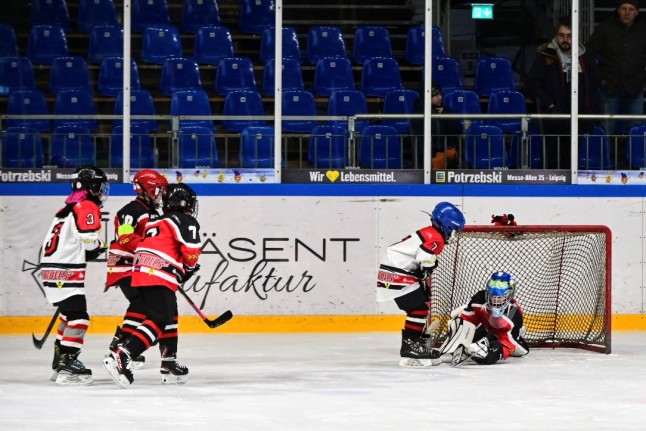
134, 253, 169, 270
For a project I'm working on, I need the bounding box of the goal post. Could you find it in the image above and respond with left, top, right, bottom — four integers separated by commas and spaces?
429, 225, 612, 354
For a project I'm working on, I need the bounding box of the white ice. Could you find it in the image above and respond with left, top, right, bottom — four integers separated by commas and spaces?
1, 332, 645, 431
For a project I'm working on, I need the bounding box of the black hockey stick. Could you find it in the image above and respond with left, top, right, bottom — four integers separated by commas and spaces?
32, 309, 60, 350
177, 288, 233, 329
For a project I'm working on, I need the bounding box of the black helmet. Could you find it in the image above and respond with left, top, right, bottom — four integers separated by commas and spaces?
71, 166, 109, 205
163, 183, 198, 216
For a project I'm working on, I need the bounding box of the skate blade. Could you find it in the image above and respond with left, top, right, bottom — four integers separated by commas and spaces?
55, 371, 93, 386
50, 370, 58, 382
161, 374, 188, 385
103, 357, 132, 389
132, 360, 145, 370
398, 357, 433, 368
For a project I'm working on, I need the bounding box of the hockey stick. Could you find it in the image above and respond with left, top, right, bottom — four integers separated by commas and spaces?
177, 288, 233, 329
32, 309, 60, 350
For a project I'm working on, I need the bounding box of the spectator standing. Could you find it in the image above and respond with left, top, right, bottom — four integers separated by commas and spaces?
526, 16, 599, 169
586, 1, 646, 136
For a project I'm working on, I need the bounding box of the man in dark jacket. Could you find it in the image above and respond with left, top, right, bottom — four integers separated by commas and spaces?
586, 0, 646, 135
526, 16, 599, 169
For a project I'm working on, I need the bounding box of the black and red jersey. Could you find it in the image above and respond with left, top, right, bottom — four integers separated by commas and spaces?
131, 211, 202, 292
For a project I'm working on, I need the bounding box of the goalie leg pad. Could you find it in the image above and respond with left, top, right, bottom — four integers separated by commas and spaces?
438, 318, 477, 355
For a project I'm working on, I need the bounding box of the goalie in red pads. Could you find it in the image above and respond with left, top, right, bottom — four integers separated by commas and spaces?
433, 271, 530, 366
377, 201, 466, 367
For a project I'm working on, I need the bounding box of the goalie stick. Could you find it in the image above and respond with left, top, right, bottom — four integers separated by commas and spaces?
32, 309, 60, 350
177, 288, 233, 329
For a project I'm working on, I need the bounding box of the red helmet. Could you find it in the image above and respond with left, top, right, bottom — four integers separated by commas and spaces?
132, 169, 168, 203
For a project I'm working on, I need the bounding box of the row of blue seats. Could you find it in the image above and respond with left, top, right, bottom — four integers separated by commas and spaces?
0, 21, 443, 67
26, 0, 274, 35
3, 87, 420, 134
0, 124, 413, 170
0, 54, 414, 99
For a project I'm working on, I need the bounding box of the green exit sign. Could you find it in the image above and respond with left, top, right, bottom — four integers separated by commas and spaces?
472, 3, 494, 19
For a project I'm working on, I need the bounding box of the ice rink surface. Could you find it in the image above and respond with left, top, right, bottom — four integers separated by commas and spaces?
1, 331, 645, 431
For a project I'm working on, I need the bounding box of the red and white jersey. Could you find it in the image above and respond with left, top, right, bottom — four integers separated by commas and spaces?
39, 200, 103, 304
105, 198, 157, 288
377, 225, 445, 302
460, 290, 525, 359
131, 211, 202, 292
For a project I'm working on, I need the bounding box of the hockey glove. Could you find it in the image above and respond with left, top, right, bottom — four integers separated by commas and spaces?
418, 259, 438, 281
85, 244, 107, 261
466, 337, 490, 360
182, 264, 201, 283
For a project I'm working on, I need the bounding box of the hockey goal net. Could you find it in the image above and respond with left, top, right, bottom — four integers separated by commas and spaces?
429, 225, 612, 353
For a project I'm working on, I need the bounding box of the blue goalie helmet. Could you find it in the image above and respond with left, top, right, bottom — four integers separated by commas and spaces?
486, 271, 516, 317
431, 201, 466, 241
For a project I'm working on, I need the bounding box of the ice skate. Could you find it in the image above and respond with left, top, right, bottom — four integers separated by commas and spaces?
399, 331, 434, 367
103, 346, 134, 388
55, 352, 93, 385
160, 354, 189, 385
107, 326, 145, 370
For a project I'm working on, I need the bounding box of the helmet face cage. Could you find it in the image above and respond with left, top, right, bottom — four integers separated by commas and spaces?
431, 201, 466, 241
133, 169, 168, 207
485, 271, 516, 317
72, 167, 110, 204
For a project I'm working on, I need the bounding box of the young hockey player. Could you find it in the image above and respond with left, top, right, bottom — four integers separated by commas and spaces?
105, 169, 169, 369
104, 183, 202, 388
39, 166, 109, 385
433, 271, 530, 366
377, 201, 466, 367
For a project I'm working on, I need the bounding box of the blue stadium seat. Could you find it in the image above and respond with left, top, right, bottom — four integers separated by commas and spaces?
579, 126, 614, 169
1, 127, 44, 168
358, 125, 402, 168
405, 25, 445, 65
627, 125, 646, 169
352, 26, 393, 64
382, 89, 419, 133
282, 90, 317, 133
27, 25, 69, 65
222, 90, 266, 132
160, 57, 202, 96
54, 89, 99, 131
475, 57, 516, 98
262, 58, 304, 96
31, 0, 71, 32
260, 26, 301, 64
193, 25, 235, 65
110, 124, 155, 168
360, 57, 403, 98
49, 125, 95, 167
308, 125, 347, 168
0, 57, 36, 95
240, 126, 276, 168
170, 89, 214, 130
6, 89, 50, 131
239, 0, 275, 35
443, 89, 483, 131
77, 0, 119, 33
181, 0, 220, 33
49, 56, 92, 95
0, 25, 19, 57
306, 26, 347, 65
99, 57, 141, 97
88, 25, 123, 64
178, 126, 220, 168
132, 0, 171, 33
214, 57, 257, 95
313, 56, 355, 97
141, 25, 183, 64
432, 56, 462, 96
509, 133, 544, 169
465, 124, 508, 169
114, 89, 158, 132
327, 90, 369, 133
487, 90, 527, 133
